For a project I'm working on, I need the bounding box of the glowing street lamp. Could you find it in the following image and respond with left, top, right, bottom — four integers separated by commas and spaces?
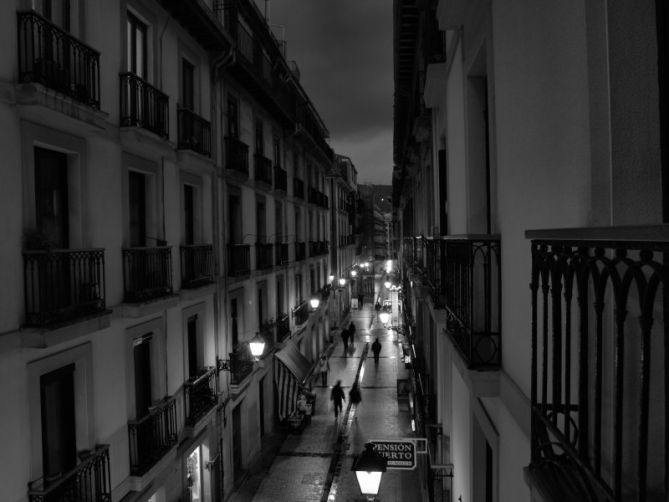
379, 311, 390, 325
310, 297, 321, 310
352, 443, 387, 500
338, 277, 346, 287
351, 269, 358, 277
328, 274, 335, 284
384, 280, 391, 290
249, 332, 266, 360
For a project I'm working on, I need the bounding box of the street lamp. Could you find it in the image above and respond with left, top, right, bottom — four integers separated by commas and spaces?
379, 311, 390, 325
310, 297, 321, 310
338, 277, 347, 287
384, 280, 391, 290
351, 442, 387, 500
248, 332, 266, 360
351, 269, 358, 277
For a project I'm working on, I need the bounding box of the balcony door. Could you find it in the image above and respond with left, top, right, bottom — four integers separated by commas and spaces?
187, 315, 200, 379
184, 184, 195, 246
35, 147, 69, 249
134, 335, 153, 418
127, 12, 147, 79
40, 364, 76, 482
129, 171, 147, 247
181, 58, 195, 111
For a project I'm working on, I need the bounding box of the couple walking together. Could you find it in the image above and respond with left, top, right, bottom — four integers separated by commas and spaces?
341, 321, 356, 355
330, 380, 362, 421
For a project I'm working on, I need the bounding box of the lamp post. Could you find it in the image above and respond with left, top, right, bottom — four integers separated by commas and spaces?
379, 310, 390, 325
351, 442, 387, 501
310, 296, 321, 310
248, 332, 266, 361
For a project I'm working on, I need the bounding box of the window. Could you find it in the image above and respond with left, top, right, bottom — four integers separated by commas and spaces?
256, 197, 266, 243
255, 118, 264, 154
230, 297, 239, 348
275, 201, 283, 242
227, 96, 239, 138
228, 189, 242, 244
127, 12, 148, 78
295, 273, 303, 302
187, 315, 199, 379
42, 0, 71, 31
181, 58, 195, 110
273, 136, 281, 167
129, 171, 147, 247
184, 184, 195, 245
133, 334, 153, 417
276, 276, 284, 316
35, 147, 69, 248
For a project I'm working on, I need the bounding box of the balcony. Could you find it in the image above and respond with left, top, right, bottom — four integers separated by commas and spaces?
308, 187, 319, 205
255, 242, 274, 270
177, 108, 211, 157
180, 244, 214, 289
225, 136, 249, 176
227, 244, 250, 277
28, 444, 111, 502
120, 73, 169, 138
228, 345, 254, 385
184, 367, 217, 426
17, 11, 101, 109
295, 241, 306, 262
275, 243, 289, 265
292, 301, 309, 326
128, 397, 178, 476
293, 178, 305, 199
23, 248, 106, 327
274, 165, 287, 192
122, 247, 173, 303
431, 236, 501, 370
526, 226, 669, 502
254, 153, 273, 186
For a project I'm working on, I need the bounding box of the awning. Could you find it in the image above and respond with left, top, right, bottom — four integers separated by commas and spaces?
274, 341, 313, 421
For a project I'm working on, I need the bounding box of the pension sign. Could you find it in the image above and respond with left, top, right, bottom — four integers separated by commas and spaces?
370, 439, 416, 470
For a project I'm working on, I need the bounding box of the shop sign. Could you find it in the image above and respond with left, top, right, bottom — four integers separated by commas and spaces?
370, 439, 417, 470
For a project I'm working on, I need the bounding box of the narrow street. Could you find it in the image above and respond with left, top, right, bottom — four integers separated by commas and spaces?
230, 275, 424, 501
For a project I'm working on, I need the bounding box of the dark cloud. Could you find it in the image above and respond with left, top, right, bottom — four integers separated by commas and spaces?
263, 0, 393, 183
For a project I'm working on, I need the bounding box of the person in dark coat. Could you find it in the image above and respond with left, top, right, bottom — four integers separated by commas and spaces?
331, 380, 345, 421
341, 328, 349, 355
348, 322, 356, 344
349, 382, 362, 420
371, 338, 382, 366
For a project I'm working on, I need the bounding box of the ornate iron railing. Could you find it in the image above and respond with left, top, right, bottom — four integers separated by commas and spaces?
184, 367, 217, 426
439, 236, 501, 369
177, 108, 211, 156
225, 136, 249, 175
122, 247, 173, 303
274, 166, 287, 192
295, 241, 306, 262
255, 242, 274, 270
227, 244, 250, 276
17, 11, 101, 108
229, 346, 254, 384
254, 153, 273, 186
293, 301, 309, 325
23, 248, 106, 326
527, 227, 669, 502
128, 397, 178, 476
119, 73, 169, 138
180, 244, 214, 289
293, 178, 304, 199
28, 444, 111, 502
275, 243, 289, 265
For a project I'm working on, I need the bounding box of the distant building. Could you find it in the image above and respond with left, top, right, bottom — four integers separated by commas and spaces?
358, 184, 393, 261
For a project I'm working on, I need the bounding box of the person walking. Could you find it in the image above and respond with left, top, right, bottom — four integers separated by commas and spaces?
349, 382, 362, 420
371, 337, 382, 366
357, 292, 364, 307
348, 321, 356, 344
331, 380, 345, 421
317, 355, 330, 386
341, 328, 349, 355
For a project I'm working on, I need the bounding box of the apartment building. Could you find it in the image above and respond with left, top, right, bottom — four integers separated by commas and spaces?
0, 1, 349, 501
393, 1, 668, 501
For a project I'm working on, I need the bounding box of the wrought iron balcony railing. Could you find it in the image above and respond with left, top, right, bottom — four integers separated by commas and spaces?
128, 396, 178, 476
119, 73, 169, 138
254, 153, 273, 186
180, 244, 214, 289
28, 444, 111, 502
295, 241, 306, 262
292, 301, 309, 326
225, 136, 249, 176
434, 235, 501, 370
227, 244, 250, 276
255, 242, 274, 270
23, 248, 106, 327
275, 242, 289, 265
228, 345, 254, 385
122, 247, 173, 303
293, 178, 304, 199
17, 11, 101, 109
274, 165, 287, 192
526, 226, 669, 502
177, 108, 211, 157
184, 367, 217, 426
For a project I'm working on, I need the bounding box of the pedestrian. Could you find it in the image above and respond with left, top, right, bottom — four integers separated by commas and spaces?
317, 354, 330, 386
349, 382, 362, 420
331, 380, 345, 421
348, 322, 356, 344
371, 337, 382, 365
341, 328, 349, 355
357, 292, 364, 307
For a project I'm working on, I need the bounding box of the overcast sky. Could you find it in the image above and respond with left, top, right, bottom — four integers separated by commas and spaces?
258, 0, 394, 185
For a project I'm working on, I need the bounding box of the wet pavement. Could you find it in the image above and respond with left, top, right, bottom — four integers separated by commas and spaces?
230, 277, 426, 502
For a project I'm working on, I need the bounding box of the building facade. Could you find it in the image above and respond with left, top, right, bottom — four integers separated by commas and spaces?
394, 1, 668, 501
0, 1, 351, 501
